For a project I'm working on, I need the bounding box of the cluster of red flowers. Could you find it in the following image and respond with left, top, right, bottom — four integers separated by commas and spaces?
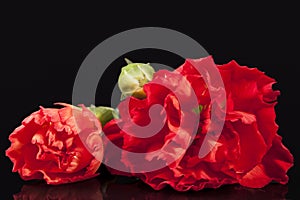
6, 56, 293, 191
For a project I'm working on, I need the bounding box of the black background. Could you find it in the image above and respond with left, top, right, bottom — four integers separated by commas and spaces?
1, 2, 299, 199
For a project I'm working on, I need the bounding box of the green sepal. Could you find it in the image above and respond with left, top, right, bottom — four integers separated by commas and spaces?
88, 105, 119, 127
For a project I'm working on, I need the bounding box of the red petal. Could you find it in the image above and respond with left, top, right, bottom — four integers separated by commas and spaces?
239, 164, 272, 187
255, 107, 278, 148
260, 134, 293, 184
228, 120, 267, 173
239, 134, 293, 187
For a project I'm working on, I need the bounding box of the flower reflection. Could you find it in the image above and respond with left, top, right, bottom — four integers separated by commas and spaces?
14, 178, 102, 200
15, 176, 288, 200
103, 177, 289, 200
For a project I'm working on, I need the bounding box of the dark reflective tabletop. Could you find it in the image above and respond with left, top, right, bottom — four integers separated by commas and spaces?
12, 176, 290, 200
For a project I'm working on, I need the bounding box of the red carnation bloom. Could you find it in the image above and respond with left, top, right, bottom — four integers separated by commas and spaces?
103, 56, 293, 191
6, 104, 103, 185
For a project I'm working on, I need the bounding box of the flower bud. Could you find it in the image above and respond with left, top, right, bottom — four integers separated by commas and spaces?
118, 61, 155, 100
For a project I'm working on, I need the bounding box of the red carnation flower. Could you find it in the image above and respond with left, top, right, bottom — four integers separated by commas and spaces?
103, 56, 293, 191
6, 104, 103, 185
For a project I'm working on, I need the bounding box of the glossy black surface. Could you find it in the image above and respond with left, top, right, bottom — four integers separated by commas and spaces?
10, 176, 291, 200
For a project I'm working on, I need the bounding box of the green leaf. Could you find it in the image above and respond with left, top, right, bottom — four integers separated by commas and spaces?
192, 105, 203, 114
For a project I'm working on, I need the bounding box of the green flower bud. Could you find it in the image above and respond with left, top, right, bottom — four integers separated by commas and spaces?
118, 60, 155, 100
